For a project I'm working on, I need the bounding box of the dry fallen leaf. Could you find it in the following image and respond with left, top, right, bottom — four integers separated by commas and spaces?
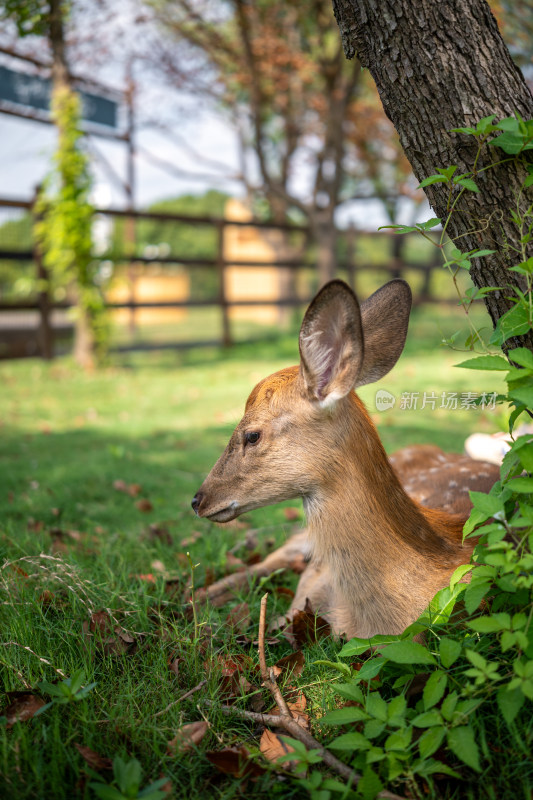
147, 524, 172, 545
135, 499, 153, 513
260, 729, 295, 765
206, 746, 265, 778
3, 693, 45, 728
272, 650, 305, 680
225, 602, 251, 634
112, 479, 128, 493
269, 692, 309, 730
74, 742, 113, 772
135, 573, 156, 584
127, 483, 142, 497
283, 507, 301, 521
168, 655, 182, 678
82, 610, 137, 657
289, 599, 331, 647
167, 720, 208, 754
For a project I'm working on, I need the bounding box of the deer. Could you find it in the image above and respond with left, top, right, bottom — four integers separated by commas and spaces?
191, 280, 500, 639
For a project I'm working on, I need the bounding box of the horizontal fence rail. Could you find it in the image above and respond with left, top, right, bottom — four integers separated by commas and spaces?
0, 195, 451, 359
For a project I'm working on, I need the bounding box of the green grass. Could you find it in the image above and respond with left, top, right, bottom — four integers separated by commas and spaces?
0, 303, 509, 799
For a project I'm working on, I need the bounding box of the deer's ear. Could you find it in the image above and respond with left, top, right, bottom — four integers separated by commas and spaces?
299, 280, 364, 407
355, 279, 412, 388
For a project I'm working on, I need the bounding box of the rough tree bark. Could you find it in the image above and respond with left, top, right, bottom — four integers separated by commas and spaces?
332, 0, 533, 351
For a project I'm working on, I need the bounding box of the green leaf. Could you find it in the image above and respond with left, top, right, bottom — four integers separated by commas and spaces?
366, 692, 388, 722
339, 634, 399, 657
509, 259, 533, 278
412, 710, 443, 728
465, 649, 487, 670
468, 491, 504, 518
440, 691, 458, 721
387, 694, 407, 721
417, 217, 442, 230
465, 580, 492, 615
491, 130, 533, 154
497, 685, 525, 726
439, 637, 462, 669
414, 758, 461, 779
418, 726, 446, 759
423, 671, 448, 710
451, 126, 476, 135
364, 719, 386, 740
321, 706, 369, 725
328, 732, 371, 751
449, 564, 474, 591
314, 660, 352, 678
333, 682, 364, 703
490, 303, 531, 346
468, 616, 506, 633
385, 727, 412, 751
356, 659, 387, 682
509, 386, 533, 408
357, 765, 384, 800
381, 641, 436, 665
90, 786, 126, 800
508, 477, 533, 493
471, 249, 496, 259
454, 177, 479, 192
455, 355, 509, 371
436, 165, 458, 179
447, 726, 481, 771
418, 174, 448, 188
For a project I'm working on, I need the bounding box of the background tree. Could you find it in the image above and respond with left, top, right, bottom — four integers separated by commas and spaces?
332, 0, 533, 352
1, 0, 108, 366
146, 0, 415, 284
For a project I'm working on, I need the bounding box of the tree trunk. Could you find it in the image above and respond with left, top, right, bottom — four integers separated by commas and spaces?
332, 0, 533, 351
312, 211, 339, 286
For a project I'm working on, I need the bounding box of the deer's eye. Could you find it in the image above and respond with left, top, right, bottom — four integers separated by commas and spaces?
245, 431, 261, 445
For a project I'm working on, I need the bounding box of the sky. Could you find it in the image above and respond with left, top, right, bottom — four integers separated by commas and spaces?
0, 3, 429, 231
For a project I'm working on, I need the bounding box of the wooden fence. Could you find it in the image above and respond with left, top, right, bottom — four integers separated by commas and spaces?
0, 196, 443, 359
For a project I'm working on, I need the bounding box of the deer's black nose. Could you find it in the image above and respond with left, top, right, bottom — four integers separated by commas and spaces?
191, 492, 203, 515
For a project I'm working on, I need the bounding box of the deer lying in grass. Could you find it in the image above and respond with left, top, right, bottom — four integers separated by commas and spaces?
192, 280, 499, 638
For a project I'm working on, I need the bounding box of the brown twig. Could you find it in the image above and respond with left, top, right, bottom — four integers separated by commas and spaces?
204, 702, 404, 800
258, 593, 292, 716
253, 593, 404, 800
154, 679, 207, 718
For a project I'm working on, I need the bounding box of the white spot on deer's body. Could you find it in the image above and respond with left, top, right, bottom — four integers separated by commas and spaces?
449, 480, 458, 488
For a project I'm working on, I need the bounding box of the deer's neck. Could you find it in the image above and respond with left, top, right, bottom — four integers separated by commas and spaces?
303, 393, 469, 636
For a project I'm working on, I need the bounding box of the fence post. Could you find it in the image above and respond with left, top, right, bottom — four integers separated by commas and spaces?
421, 243, 439, 302
390, 232, 405, 279
32, 188, 54, 360
216, 220, 232, 347
346, 224, 356, 292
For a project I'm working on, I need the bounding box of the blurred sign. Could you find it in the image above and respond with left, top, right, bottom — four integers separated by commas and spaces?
0, 65, 118, 128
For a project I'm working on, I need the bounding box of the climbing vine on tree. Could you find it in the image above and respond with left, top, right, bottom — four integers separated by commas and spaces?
36, 85, 109, 367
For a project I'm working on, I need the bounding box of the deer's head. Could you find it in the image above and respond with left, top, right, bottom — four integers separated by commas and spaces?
191, 280, 412, 522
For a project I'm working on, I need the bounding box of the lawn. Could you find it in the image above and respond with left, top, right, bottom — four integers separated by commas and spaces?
0, 302, 509, 799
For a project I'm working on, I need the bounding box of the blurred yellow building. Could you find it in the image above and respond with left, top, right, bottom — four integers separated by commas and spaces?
224, 199, 291, 324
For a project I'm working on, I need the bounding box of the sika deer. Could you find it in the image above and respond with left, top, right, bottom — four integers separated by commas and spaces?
192, 280, 499, 639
